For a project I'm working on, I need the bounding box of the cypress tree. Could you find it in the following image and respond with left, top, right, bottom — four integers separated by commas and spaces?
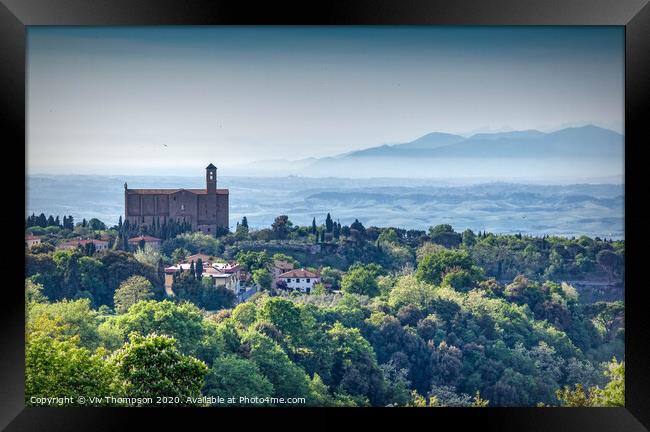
325, 213, 333, 233
189, 261, 196, 280
311, 217, 317, 235
333, 221, 340, 239
196, 258, 203, 279
242, 216, 249, 229
157, 258, 164, 283
38, 213, 47, 227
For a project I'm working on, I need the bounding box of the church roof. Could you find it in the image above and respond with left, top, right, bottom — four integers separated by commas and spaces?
206, 163, 217, 169
126, 188, 228, 195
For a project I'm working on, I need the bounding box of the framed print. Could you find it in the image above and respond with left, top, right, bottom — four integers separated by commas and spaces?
1, 0, 649, 430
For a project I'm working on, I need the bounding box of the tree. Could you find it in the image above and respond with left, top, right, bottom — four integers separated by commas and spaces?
596, 250, 623, 282
416, 249, 474, 285
253, 268, 273, 291
584, 301, 624, 341
350, 219, 366, 233
241, 330, 311, 399
235, 250, 270, 272
83, 242, 97, 256
327, 322, 386, 405
319, 266, 343, 290
200, 280, 235, 311
258, 297, 303, 339
333, 222, 341, 239
105, 300, 207, 358
430, 231, 462, 249
110, 333, 207, 405
556, 359, 624, 407
88, 218, 107, 231
341, 265, 380, 297
196, 258, 204, 279
26, 316, 120, 406
462, 229, 477, 247
593, 359, 625, 407
271, 215, 292, 240
29, 243, 55, 254
204, 355, 274, 405
113, 275, 154, 314
172, 248, 189, 263
25, 279, 47, 304
429, 224, 454, 236
65, 215, 74, 230
271, 253, 299, 268
377, 229, 399, 244
325, 213, 334, 233
236, 217, 250, 237
99, 250, 162, 302
311, 217, 317, 235
27, 298, 102, 350
311, 282, 327, 295
133, 244, 163, 267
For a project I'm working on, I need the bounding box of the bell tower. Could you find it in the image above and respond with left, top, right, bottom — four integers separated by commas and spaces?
206, 163, 217, 194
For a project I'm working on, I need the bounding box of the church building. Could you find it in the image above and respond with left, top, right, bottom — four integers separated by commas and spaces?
124, 163, 229, 235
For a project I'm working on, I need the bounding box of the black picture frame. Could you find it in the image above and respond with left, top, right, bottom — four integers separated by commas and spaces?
2, 0, 649, 430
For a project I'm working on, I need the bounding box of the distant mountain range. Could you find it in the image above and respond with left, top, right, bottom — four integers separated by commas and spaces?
229, 125, 624, 179
327, 125, 622, 160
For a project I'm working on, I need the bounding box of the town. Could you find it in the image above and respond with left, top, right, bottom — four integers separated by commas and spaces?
25, 164, 331, 310
25, 164, 625, 407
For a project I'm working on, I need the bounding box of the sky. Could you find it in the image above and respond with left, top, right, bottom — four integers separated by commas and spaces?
27, 26, 624, 176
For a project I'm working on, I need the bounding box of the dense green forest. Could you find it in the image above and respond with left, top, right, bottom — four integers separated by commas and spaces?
25, 214, 624, 407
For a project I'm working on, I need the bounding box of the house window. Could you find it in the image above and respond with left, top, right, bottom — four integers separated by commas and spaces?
286, 278, 291, 283
296, 278, 301, 283
306, 278, 310, 283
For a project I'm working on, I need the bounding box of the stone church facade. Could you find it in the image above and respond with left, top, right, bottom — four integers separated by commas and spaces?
124, 163, 229, 235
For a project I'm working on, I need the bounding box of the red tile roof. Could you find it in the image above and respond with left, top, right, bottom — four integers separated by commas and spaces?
25, 234, 41, 240
274, 260, 295, 271
183, 253, 217, 264
279, 269, 320, 278
128, 235, 161, 243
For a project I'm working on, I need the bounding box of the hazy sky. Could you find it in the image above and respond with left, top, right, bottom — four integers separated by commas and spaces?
27, 26, 624, 175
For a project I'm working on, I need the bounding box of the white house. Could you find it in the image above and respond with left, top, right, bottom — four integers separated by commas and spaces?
128, 235, 162, 251
164, 260, 242, 295
57, 238, 109, 252
277, 268, 320, 293
25, 234, 42, 248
